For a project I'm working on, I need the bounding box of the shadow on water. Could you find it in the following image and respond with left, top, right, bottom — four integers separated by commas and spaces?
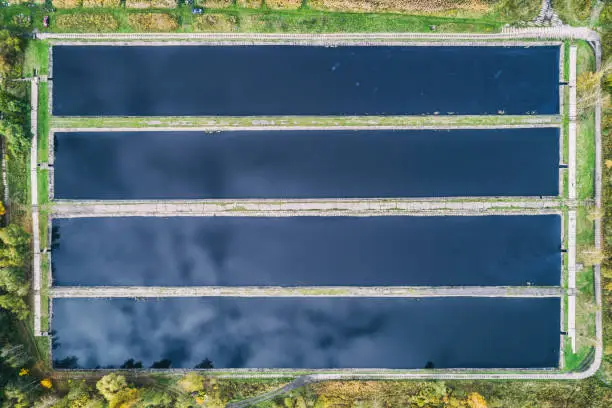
53, 356, 216, 370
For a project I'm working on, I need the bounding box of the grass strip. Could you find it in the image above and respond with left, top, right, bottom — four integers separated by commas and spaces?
37, 82, 49, 163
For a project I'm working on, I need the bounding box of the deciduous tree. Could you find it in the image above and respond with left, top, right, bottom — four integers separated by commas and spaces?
96, 374, 128, 401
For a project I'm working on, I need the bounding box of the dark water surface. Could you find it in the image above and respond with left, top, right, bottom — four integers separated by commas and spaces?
51, 297, 560, 369
52, 45, 559, 116
53, 129, 560, 199
52, 216, 561, 286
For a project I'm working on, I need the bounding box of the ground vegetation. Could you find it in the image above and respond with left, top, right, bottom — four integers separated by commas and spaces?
237, 0, 262, 9
54, 12, 120, 31
125, 0, 177, 9
127, 12, 179, 31
81, 0, 121, 7
0, 1, 545, 34
265, 0, 303, 10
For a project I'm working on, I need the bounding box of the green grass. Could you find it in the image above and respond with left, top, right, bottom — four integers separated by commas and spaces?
50, 114, 561, 129
37, 170, 48, 207
564, 337, 594, 371
563, 87, 569, 164
564, 41, 570, 82
576, 264, 596, 346
40, 255, 49, 334
567, 38, 597, 372
34, 335, 50, 367
37, 82, 49, 163
570, 206, 596, 371
577, 112, 595, 200
231, 8, 501, 34
23, 40, 49, 77
37, 167, 49, 335
576, 40, 596, 74
576, 207, 595, 248
573, 40, 596, 201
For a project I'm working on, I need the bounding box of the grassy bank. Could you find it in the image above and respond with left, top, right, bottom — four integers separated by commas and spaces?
2, 5, 505, 34
575, 40, 597, 201
566, 38, 598, 371
577, 111, 596, 200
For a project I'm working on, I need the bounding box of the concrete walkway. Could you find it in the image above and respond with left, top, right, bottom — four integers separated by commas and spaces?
51, 198, 562, 218
30, 77, 42, 337
567, 45, 577, 352
36, 27, 599, 42
50, 286, 563, 299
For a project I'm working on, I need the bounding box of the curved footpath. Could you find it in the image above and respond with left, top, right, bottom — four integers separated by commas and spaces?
32, 27, 603, 393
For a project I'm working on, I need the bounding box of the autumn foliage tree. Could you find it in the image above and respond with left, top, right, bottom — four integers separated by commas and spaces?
0, 30, 21, 78
96, 374, 128, 401
577, 59, 612, 112
0, 225, 29, 321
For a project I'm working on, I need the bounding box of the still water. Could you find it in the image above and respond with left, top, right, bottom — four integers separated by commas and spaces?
51, 297, 560, 369
52, 215, 561, 287
52, 45, 560, 116
53, 128, 560, 199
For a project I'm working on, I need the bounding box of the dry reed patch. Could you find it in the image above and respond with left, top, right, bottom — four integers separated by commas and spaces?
192, 14, 238, 31
265, 0, 302, 9
125, 0, 177, 8
203, 0, 234, 8
128, 12, 179, 31
237, 0, 262, 8
52, 0, 82, 8
309, 0, 490, 15
82, 0, 121, 7
54, 13, 120, 31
